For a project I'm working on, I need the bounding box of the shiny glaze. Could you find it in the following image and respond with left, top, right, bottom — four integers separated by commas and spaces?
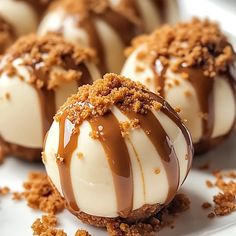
122, 110, 180, 204
153, 59, 236, 153
57, 112, 79, 211
54, 2, 142, 73
54, 94, 192, 216
89, 112, 133, 217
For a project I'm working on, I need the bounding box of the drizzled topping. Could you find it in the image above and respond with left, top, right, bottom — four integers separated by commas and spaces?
55, 73, 162, 126
1, 33, 96, 89
0, 15, 15, 53
126, 18, 234, 77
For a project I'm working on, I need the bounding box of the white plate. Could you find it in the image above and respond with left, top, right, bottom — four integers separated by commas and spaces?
1, 133, 236, 236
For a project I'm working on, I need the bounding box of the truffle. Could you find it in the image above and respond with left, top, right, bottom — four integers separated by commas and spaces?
38, 0, 143, 74
0, 33, 101, 161
122, 18, 236, 154
43, 73, 193, 227
109, 0, 179, 33
0, 0, 52, 36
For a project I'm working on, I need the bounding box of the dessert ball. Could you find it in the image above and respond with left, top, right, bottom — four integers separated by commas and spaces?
122, 19, 236, 153
0, 0, 52, 36
109, 0, 179, 33
0, 16, 16, 53
38, 0, 143, 74
0, 34, 100, 161
43, 74, 193, 227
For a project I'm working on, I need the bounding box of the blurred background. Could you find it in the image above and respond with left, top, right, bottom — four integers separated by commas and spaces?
178, 0, 236, 48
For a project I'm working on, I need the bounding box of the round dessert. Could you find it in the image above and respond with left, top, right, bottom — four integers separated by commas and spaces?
122, 18, 236, 154
38, 0, 143, 74
0, 34, 101, 161
0, 0, 52, 36
43, 73, 193, 227
0, 16, 16, 53
109, 0, 179, 32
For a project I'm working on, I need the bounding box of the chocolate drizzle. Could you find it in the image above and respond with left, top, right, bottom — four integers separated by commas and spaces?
57, 112, 79, 211
89, 112, 133, 217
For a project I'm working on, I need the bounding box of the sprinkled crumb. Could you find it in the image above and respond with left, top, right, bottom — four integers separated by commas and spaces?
55, 74, 163, 130
31, 214, 66, 236
204, 170, 236, 218
0, 186, 10, 196
107, 193, 190, 235
174, 107, 181, 113
135, 65, 145, 73
23, 172, 64, 214
1, 34, 96, 90
56, 154, 64, 163
4, 92, 11, 100
206, 180, 214, 188
77, 152, 84, 160
202, 202, 212, 209
126, 18, 234, 77
154, 168, 161, 175
75, 229, 91, 236
120, 119, 140, 137
184, 90, 192, 98
12, 191, 24, 201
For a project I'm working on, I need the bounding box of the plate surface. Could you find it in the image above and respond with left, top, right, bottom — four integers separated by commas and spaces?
1, 133, 236, 236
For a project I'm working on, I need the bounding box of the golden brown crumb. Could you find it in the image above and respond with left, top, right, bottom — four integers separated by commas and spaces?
55, 74, 163, 129
77, 152, 84, 160
0, 186, 10, 196
154, 168, 161, 175
23, 172, 64, 214
12, 191, 24, 201
120, 119, 140, 137
202, 202, 212, 209
106, 193, 190, 235
31, 214, 66, 236
4, 92, 11, 100
126, 18, 234, 77
206, 180, 214, 188
204, 170, 236, 218
208, 212, 215, 219
174, 107, 181, 113
1, 34, 96, 90
75, 229, 91, 236
184, 90, 192, 98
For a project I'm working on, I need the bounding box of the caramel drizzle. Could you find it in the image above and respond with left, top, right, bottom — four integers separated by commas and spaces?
151, 0, 168, 24
148, 91, 193, 171
122, 109, 180, 204
57, 112, 79, 211
89, 112, 133, 217
180, 67, 215, 151
32, 58, 93, 143
58, 6, 142, 74
153, 58, 236, 153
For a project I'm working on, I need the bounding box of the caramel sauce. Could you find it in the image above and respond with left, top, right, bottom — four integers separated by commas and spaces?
123, 110, 180, 204
57, 112, 79, 211
89, 112, 133, 217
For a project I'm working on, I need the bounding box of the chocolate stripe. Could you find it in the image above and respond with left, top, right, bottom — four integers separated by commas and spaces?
57, 112, 79, 211
148, 91, 193, 172
122, 109, 179, 204
89, 112, 133, 217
